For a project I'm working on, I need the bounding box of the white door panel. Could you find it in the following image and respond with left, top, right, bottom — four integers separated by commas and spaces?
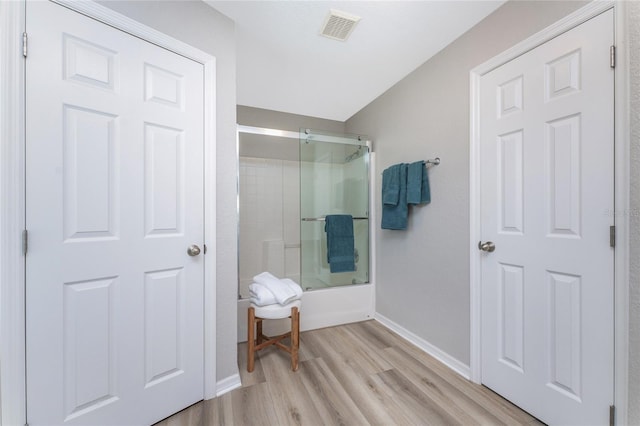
26, 1, 205, 424
480, 10, 614, 425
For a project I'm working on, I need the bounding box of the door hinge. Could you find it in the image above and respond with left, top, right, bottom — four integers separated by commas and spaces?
610, 45, 616, 68
22, 229, 28, 256
610, 405, 615, 426
610, 225, 616, 248
22, 32, 28, 58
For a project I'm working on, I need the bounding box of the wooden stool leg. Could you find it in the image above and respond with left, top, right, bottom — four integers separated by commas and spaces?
247, 307, 255, 372
291, 306, 299, 371
256, 318, 263, 345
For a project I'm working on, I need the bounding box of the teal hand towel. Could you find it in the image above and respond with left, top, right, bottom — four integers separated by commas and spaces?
382, 164, 401, 205
381, 164, 408, 230
407, 161, 431, 205
325, 215, 355, 273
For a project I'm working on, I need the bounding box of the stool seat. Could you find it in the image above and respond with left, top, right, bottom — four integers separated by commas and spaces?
247, 300, 301, 372
252, 300, 301, 319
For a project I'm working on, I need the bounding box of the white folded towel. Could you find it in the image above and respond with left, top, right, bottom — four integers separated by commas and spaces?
281, 278, 303, 300
249, 282, 278, 306
253, 272, 299, 305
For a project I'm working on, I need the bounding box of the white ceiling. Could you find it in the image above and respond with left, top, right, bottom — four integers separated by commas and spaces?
208, 1, 505, 122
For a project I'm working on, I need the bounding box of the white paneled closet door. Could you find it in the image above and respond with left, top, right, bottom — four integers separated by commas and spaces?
479, 9, 614, 426
26, 1, 205, 424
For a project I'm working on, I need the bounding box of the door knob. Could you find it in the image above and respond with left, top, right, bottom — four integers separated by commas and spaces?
187, 244, 201, 256
478, 241, 495, 252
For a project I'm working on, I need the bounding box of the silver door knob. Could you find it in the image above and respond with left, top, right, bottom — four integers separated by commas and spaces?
187, 244, 201, 256
478, 241, 495, 252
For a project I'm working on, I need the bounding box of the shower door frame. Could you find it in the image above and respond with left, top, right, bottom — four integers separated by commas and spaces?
300, 128, 373, 289
235, 125, 376, 338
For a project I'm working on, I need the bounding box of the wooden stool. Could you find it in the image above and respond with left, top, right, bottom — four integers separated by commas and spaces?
247, 300, 301, 372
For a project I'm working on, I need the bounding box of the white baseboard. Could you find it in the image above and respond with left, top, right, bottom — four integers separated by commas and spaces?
214, 373, 242, 398
374, 313, 471, 380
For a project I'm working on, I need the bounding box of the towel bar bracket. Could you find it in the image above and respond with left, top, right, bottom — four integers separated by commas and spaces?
426, 157, 440, 166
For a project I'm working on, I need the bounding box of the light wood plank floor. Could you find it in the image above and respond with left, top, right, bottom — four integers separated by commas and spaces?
155, 320, 543, 426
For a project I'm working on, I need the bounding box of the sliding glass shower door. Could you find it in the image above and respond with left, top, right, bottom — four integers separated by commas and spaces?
300, 129, 370, 290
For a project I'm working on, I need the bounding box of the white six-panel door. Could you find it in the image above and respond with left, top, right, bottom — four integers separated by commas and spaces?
479, 10, 614, 425
26, 1, 205, 424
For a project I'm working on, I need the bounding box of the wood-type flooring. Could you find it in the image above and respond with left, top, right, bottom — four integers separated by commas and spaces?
155, 320, 543, 426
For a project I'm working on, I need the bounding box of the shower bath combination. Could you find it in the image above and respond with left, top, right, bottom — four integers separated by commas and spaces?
237, 126, 371, 299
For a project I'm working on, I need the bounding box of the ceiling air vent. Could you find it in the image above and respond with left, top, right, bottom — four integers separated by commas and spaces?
320, 9, 361, 42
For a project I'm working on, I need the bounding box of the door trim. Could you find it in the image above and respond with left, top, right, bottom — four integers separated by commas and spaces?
0, 1, 218, 424
0, 2, 27, 424
469, 1, 630, 424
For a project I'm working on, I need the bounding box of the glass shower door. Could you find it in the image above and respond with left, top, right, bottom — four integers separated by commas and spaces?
300, 130, 370, 290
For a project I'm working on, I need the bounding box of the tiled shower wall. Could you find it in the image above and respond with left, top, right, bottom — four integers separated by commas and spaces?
238, 157, 300, 298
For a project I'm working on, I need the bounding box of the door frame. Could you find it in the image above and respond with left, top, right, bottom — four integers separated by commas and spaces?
469, 0, 630, 423
0, 1, 218, 425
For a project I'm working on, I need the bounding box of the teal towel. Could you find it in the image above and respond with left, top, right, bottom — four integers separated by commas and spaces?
381, 164, 408, 230
382, 164, 402, 205
325, 215, 355, 273
407, 161, 431, 205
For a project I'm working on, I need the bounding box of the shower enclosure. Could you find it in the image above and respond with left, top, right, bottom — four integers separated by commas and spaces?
237, 126, 371, 299
300, 129, 370, 290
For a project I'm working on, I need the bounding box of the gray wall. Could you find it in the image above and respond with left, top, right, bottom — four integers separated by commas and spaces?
346, 0, 640, 422
346, 0, 587, 366
238, 105, 345, 134
629, 1, 640, 424
98, 0, 239, 382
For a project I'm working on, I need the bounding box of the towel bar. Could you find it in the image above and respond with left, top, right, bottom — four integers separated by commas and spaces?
380, 158, 440, 175
302, 217, 369, 222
